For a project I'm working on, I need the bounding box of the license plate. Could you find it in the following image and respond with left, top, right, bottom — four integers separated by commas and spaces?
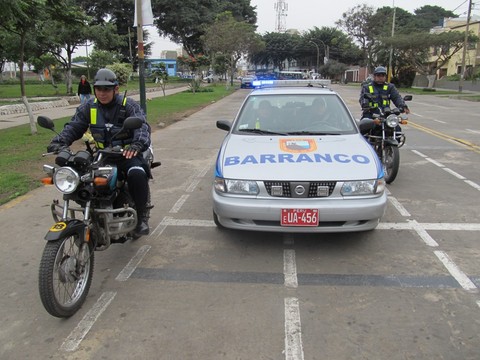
281, 209, 319, 227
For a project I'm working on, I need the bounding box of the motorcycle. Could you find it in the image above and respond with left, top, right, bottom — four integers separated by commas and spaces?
359, 94, 412, 184
37, 115, 160, 318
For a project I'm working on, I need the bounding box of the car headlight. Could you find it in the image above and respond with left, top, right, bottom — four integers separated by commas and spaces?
214, 177, 259, 195
341, 179, 385, 196
385, 114, 399, 128
54, 167, 80, 194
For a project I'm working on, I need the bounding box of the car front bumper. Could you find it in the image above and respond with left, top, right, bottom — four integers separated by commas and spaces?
212, 189, 387, 233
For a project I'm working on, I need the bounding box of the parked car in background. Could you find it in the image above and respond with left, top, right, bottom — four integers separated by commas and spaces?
213, 83, 387, 233
240, 76, 257, 89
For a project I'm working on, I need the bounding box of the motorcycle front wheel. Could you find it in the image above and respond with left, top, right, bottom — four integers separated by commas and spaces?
38, 231, 94, 318
383, 145, 400, 184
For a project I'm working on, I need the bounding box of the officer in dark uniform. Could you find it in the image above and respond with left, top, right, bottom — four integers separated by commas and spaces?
359, 66, 410, 119
47, 68, 152, 236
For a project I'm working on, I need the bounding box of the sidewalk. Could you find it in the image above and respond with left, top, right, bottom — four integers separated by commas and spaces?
0, 86, 189, 130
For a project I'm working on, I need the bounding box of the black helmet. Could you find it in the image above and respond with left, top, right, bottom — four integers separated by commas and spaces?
373, 66, 387, 75
94, 68, 117, 87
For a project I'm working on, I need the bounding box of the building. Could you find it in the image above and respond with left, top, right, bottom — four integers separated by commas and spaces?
430, 15, 480, 78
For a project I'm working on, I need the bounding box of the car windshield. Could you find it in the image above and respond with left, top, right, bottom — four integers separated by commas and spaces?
233, 94, 357, 135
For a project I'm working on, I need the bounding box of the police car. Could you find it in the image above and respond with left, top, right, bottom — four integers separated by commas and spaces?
213, 83, 387, 233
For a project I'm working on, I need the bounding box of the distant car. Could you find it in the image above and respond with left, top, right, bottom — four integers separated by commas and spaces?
240, 76, 257, 89
213, 84, 387, 233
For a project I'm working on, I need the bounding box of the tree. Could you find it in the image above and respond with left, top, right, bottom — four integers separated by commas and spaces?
202, 12, 264, 85
177, 54, 210, 93
251, 32, 297, 71
413, 5, 457, 31
151, 62, 168, 96
0, 0, 55, 135
152, 0, 256, 56
384, 31, 474, 88
335, 4, 376, 70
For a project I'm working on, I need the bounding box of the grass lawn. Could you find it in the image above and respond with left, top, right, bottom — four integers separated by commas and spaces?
0, 84, 236, 205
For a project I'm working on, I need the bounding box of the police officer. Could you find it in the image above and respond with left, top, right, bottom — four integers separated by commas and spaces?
359, 66, 410, 119
47, 68, 152, 236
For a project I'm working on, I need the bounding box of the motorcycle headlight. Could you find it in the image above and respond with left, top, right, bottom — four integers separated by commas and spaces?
341, 179, 384, 196
386, 114, 399, 128
214, 177, 259, 195
54, 167, 80, 194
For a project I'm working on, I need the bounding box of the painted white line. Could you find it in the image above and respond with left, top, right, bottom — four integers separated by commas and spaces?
284, 250, 298, 288
432, 119, 447, 124
60, 291, 116, 352
466, 129, 480, 135
442, 167, 466, 180
412, 101, 450, 109
169, 194, 189, 213
186, 177, 202, 193
408, 219, 439, 247
284, 297, 304, 360
115, 245, 151, 282
161, 217, 215, 227
464, 180, 480, 191
199, 163, 212, 177
434, 251, 478, 293
411, 149, 427, 158
420, 223, 480, 231
425, 157, 444, 168
158, 218, 480, 231
477, 301, 480, 309
388, 196, 411, 217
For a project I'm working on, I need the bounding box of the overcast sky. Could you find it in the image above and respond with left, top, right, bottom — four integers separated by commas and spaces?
149, 0, 475, 56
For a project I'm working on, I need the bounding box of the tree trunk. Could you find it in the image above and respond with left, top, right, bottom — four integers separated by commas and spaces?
426, 74, 436, 89
19, 33, 37, 135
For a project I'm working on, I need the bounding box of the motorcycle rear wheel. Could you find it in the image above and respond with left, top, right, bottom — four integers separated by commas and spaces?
38, 232, 94, 318
383, 145, 400, 184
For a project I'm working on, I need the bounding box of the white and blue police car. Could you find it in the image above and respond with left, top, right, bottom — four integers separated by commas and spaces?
213, 83, 387, 233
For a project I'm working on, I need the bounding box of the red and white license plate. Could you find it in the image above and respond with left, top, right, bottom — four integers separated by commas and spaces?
281, 209, 319, 227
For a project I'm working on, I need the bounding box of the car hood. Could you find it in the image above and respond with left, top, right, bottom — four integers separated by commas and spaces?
216, 134, 382, 181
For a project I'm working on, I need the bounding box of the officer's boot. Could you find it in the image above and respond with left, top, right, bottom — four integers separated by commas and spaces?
134, 209, 150, 236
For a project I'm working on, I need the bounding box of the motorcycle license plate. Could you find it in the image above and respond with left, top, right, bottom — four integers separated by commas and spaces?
281, 209, 319, 227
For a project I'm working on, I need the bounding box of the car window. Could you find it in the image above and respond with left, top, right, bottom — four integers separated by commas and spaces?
234, 94, 357, 134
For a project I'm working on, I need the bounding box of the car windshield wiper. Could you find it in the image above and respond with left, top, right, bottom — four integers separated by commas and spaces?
238, 128, 288, 135
286, 131, 341, 135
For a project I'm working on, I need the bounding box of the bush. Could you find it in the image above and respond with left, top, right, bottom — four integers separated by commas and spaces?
107, 63, 132, 85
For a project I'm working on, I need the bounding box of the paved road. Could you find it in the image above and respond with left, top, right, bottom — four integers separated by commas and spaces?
1, 85, 479, 359
0, 86, 189, 130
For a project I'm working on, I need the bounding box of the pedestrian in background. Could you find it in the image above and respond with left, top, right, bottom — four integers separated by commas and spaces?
77, 75, 92, 104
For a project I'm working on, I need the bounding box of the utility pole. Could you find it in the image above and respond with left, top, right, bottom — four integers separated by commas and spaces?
136, 0, 147, 113
459, 0, 472, 93
387, 0, 396, 82
309, 41, 320, 74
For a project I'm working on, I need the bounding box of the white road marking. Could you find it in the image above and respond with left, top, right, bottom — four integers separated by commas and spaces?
464, 180, 480, 191
443, 168, 466, 180
60, 291, 116, 352
425, 157, 444, 168
409, 219, 439, 247
115, 245, 151, 282
186, 178, 202, 193
388, 196, 411, 217
411, 150, 427, 158
284, 249, 298, 288
466, 129, 480, 135
434, 251, 478, 293
284, 297, 304, 360
169, 194, 189, 213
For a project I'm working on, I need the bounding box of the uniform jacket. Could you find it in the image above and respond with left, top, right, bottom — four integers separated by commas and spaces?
51, 94, 150, 151
359, 81, 406, 113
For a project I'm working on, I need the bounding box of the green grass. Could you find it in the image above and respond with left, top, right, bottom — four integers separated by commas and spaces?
0, 84, 235, 205
0, 79, 190, 99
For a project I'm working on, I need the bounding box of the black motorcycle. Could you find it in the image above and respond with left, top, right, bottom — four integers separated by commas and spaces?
359, 95, 412, 184
37, 115, 159, 318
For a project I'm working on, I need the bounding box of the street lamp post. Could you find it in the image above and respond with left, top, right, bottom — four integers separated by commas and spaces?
309, 41, 319, 74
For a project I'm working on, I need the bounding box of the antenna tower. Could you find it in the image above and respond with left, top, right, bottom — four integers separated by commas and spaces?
274, 0, 288, 32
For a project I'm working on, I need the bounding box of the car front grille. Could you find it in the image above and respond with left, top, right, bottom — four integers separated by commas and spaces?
264, 181, 336, 198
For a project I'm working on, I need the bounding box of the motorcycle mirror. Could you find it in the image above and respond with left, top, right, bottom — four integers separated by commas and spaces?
403, 95, 413, 101
122, 117, 144, 130
37, 116, 55, 130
